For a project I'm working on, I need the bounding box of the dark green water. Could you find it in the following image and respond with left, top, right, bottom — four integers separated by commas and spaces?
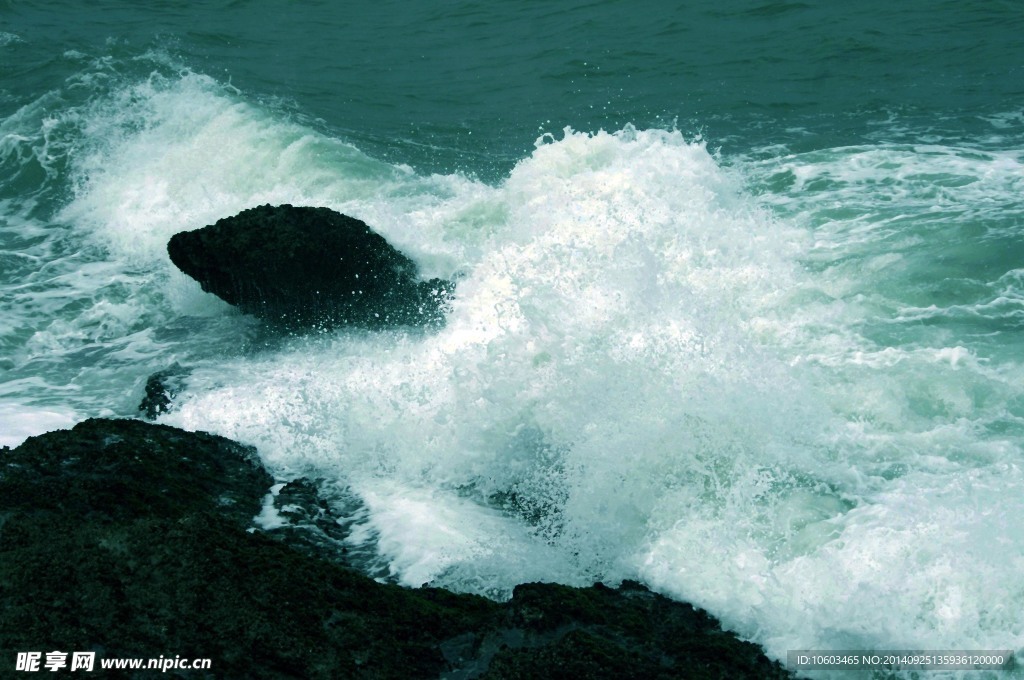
5, 0, 1022, 175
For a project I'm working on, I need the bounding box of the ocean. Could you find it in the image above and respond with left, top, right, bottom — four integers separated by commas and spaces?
2, 1, 1023, 676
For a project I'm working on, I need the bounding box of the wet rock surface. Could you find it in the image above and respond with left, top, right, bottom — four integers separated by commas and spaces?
138, 363, 190, 420
167, 204, 454, 330
0, 419, 791, 679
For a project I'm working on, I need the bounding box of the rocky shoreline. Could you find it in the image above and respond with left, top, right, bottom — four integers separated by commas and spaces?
1, 418, 792, 679
2, 206, 795, 677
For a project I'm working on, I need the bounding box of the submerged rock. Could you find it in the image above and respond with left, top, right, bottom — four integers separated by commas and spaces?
138, 363, 190, 420
0, 419, 791, 679
167, 204, 454, 330
256, 478, 357, 565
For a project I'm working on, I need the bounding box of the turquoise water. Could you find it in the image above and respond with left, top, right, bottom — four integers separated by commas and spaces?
2, 2, 1023, 675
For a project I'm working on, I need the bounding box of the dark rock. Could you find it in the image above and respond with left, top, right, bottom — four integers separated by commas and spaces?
0, 419, 491, 679
258, 478, 355, 564
0, 418, 267, 527
482, 581, 792, 679
167, 204, 454, 330
138, 363, 190, 420
0, 419, 792, 679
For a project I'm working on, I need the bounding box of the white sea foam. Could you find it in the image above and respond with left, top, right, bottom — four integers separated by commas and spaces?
165, 123, 1023, 672
4, 64, 1023, 673
253, 482, 289, 530
0, 403, 79, 448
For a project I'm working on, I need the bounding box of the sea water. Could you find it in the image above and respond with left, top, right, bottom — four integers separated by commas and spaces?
2, 2, 1023, 676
